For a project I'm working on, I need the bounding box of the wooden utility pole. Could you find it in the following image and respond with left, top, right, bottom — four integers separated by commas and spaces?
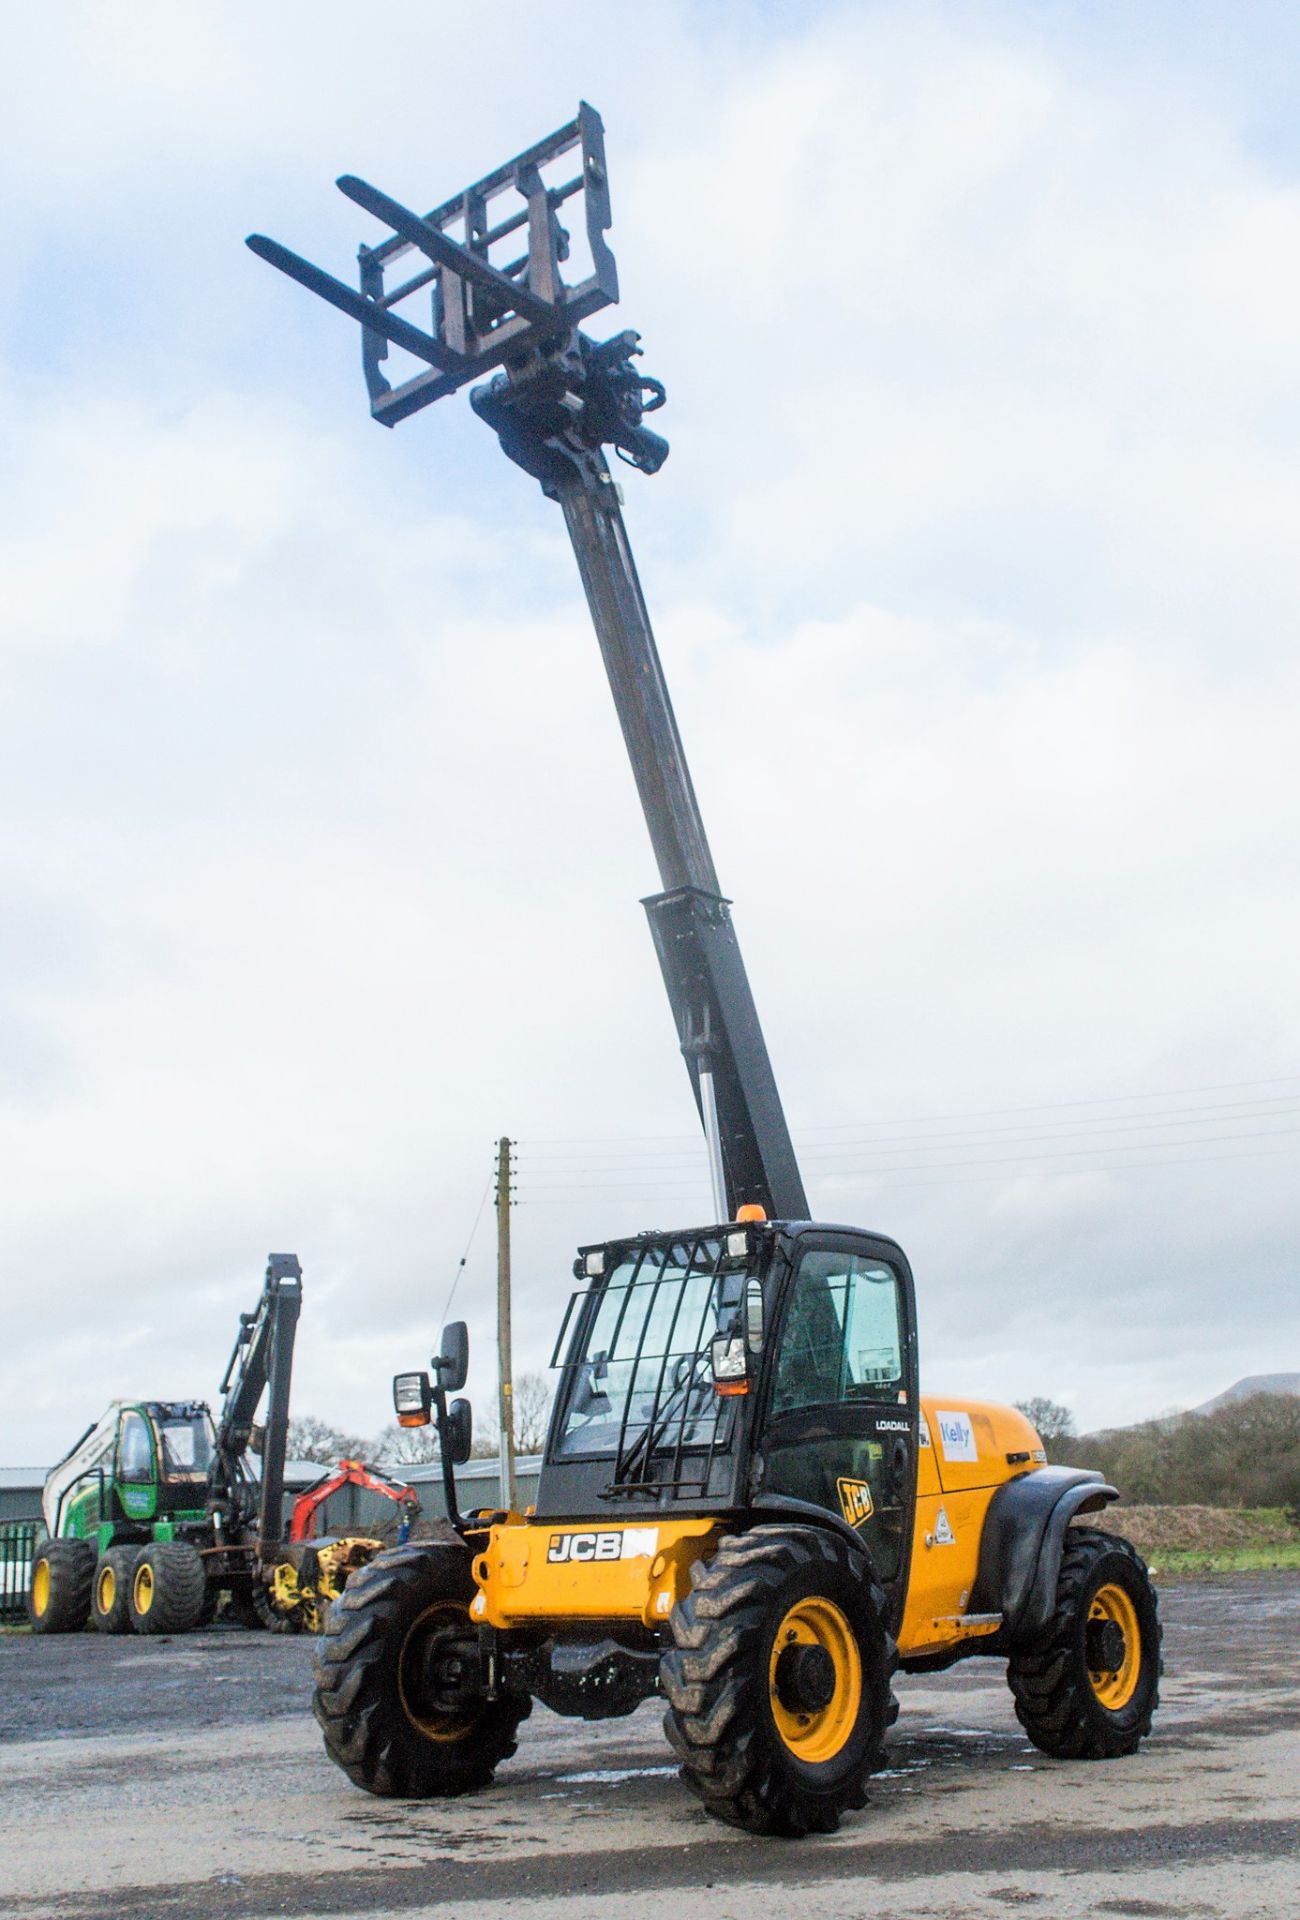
495, 1137, 517, 1511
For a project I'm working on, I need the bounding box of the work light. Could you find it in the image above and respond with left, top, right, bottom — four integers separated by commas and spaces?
393, 1371, 432, 1427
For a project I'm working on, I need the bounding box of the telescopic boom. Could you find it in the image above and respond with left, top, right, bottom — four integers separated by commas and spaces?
247, 106, 808, 1223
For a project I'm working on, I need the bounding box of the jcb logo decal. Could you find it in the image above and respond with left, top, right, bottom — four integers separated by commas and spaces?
547, 1527, 658, 1565
836, 1477, 875, 1529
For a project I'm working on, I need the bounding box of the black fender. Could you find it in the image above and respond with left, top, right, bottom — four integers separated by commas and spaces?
750, 1491, 880, 1574
970, 1467, 1118, 1642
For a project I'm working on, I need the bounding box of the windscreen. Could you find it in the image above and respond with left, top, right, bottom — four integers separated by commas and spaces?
554, 1234, 747, 1487
157, 1413, 213, 1478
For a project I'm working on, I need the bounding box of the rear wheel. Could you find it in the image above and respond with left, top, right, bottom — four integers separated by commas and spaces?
1007, 1526, 1161, 1759
91, 1547, 141, 1634
128, 1542, 208, 1636
661, 1525, 897, 1836
314, 1543, 531, 1797
27, 1539, 96, 1633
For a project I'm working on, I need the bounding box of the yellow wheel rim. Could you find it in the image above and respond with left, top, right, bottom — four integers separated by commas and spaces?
768, 1595, 862, 1764
31, 1559, 50, 1617
133, 1562, 155, 1616
397, 1602, 484, 1744
1087, 1582, 1142, 1710
96, 1565, 116, 1614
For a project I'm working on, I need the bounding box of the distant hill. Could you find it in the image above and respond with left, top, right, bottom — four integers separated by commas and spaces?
1192, 1374, 1300, 1416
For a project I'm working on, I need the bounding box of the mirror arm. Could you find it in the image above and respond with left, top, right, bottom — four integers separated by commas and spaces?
432, 1373, 468, 1538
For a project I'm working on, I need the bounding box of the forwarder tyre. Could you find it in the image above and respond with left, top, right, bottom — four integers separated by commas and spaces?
661, 1524, 897, 1837
91, 1546, 141, 1634
314, 1543, 531, 1798
27, 1539, 96, 1633
227, 1580, 298, 1633
128, 1542, 208, 1636
1007, 1526, 1161, 1760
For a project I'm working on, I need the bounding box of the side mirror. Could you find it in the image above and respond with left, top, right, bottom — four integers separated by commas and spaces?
710, 1330, 749, 1397
744, 1277, 765, 1352
445, 1396, 473, 1466
438, 1321, 469, 1394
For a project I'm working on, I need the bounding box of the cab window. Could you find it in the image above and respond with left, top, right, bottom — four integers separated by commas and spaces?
118, 1412, 154, 1483
772, 1250, 904, 1416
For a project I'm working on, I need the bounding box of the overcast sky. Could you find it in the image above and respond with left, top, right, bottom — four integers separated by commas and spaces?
2, 1, 1298, 1465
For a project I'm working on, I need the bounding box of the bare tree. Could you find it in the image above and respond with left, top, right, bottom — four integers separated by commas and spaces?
1014, 1398, 1077, 1453
513, 1372, 553, 1455
286, 1414, 373, 1464
373, 1421, 442, 1465
471, 1408, 501, 1459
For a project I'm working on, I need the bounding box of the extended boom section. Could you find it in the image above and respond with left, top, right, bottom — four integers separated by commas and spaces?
246, 106, 807, 1223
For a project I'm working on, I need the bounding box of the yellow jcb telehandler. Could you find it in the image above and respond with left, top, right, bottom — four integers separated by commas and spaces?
249, 104, 1161, 1836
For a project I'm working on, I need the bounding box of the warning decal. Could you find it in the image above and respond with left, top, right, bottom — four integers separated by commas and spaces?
837, 1476, 875, 1529
933, 1506, 955, 1546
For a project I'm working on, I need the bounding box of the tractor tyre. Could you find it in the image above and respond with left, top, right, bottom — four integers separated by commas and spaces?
313, 1542, 531, 1798
1007, 1526, 1161, 1760
661, 1524, 897, 1836
255, 1579, 299, 1633
27, 1539, 96, 1633
128, 1542, 208, 1636
91, 1546, 141, 1635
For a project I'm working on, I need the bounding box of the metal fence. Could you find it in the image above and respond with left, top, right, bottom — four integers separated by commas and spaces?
0, 1519, 41, 1621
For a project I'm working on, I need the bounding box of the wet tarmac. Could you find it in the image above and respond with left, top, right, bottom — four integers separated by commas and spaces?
1, 1572, 1296, 1919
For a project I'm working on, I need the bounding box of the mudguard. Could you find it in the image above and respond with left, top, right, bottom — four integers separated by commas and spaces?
970, 1466, 1118, 1641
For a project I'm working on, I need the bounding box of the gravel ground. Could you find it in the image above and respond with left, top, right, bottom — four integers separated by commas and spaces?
1, 1573, 1296, 1920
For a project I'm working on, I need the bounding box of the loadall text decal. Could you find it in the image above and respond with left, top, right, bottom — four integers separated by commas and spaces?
547, 1528, 659, 1564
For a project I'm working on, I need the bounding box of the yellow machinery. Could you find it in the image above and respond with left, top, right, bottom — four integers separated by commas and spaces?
250, 108, 1162, 1835
270, 1537, 383, 1635
308, 1253, 1160, 1836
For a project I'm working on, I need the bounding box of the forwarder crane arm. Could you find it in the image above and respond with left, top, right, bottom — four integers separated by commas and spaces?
208, 1253, 303, 1556
246, 106, 808, 1224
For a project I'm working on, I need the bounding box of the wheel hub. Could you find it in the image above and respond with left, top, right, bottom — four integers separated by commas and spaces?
774, 1641, 837, 1715
424, 1636, 481, 1714
1085, 1617, 1126, 1674
404, 1614, 484, 1728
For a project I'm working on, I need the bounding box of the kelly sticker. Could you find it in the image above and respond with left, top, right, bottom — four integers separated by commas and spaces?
935, 1409, 978, 1463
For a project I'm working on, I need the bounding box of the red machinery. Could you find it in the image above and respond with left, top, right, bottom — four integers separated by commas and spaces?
289, 1460, 419, 1544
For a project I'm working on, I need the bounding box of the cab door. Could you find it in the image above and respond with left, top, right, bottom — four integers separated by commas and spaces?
757, 1234, 918, 1622
114, 1408, 159, 1524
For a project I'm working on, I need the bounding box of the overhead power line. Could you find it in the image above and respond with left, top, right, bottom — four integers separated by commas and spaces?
515, 1071, 1300, 1155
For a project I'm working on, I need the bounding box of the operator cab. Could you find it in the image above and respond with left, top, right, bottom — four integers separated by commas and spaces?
113, 1401, 215, 1524
536, 1218, 921, 1623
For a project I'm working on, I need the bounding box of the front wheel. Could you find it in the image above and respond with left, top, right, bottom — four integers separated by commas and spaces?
661, 1525, 897, 1836
28, 1539, 96, 1634
1007, 1526, 1161, 1759
313, 1543, 531, 1797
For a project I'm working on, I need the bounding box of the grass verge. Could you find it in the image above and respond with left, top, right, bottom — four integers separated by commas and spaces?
1091, 1505, 1300, 1578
